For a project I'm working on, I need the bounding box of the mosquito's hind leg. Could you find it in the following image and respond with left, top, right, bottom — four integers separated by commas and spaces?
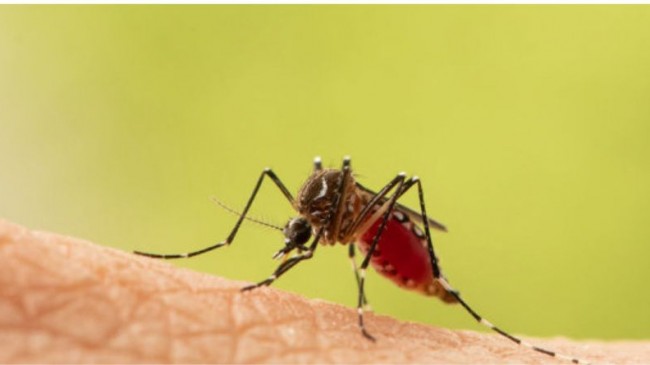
407, 176, 589, 364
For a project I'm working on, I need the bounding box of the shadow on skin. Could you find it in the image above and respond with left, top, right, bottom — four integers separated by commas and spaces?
0, 219, 646, 363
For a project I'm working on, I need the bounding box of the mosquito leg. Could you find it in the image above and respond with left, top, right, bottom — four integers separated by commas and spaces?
241, 229, 322, 291
340, 156, 373, 313
409, 177, 589, 365
134, 168, 294, 259
355, 173, 408, 341
333, 156, 352, 222
348, 244, 370, 309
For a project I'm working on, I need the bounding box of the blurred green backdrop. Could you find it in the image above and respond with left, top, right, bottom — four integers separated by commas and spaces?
1, 6, 649, 340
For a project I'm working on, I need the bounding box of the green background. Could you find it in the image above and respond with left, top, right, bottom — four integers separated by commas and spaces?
1, 6, 649, 340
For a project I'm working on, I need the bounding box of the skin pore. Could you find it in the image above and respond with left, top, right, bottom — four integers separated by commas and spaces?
0, 219, 645, 363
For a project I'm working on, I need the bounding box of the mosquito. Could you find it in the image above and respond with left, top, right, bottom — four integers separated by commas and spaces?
134, 156, 588, 364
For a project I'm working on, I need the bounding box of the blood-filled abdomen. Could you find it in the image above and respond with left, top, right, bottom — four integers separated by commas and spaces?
356, 210, 457, 303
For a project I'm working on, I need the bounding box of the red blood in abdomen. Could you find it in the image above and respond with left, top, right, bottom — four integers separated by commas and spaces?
357, 217, 433, 290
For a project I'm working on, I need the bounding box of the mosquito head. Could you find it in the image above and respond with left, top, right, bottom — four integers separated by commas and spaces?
283, 217, 312, 247
272, 217, 312, 260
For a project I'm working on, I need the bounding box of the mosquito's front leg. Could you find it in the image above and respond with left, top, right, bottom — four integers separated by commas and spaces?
241, 228, 322, 291
134, 168, 293, 259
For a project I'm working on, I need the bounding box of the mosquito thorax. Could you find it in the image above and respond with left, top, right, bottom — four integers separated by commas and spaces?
295, 168, 363, 245
283, 217, 311, 246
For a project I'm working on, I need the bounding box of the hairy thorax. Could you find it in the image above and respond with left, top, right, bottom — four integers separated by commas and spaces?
294, 169, 366, 245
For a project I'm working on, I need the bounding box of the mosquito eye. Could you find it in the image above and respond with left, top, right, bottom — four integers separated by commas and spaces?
284, 217, 311, 246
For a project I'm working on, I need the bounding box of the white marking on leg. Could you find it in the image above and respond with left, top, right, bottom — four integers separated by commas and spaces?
181, 253, 189, 258
480, 318, 495, 329
437, 277, 453, 291
360, 269, 366, 279
520, 340, 534, 349
556, 354, 571, 361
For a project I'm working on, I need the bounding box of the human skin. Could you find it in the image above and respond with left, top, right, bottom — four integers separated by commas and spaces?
0, 219, 647, 364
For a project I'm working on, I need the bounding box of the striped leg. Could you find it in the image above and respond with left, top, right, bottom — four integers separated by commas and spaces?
356, 173, 409, 341
410, 177, 590, 365
134, 168, 294, 259
348, 244, 370, 310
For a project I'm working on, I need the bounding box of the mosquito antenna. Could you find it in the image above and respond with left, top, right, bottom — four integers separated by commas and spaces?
210, 196, 283, 232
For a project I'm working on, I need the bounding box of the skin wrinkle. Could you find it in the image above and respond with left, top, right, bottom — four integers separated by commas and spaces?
0, 219, 648, 364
